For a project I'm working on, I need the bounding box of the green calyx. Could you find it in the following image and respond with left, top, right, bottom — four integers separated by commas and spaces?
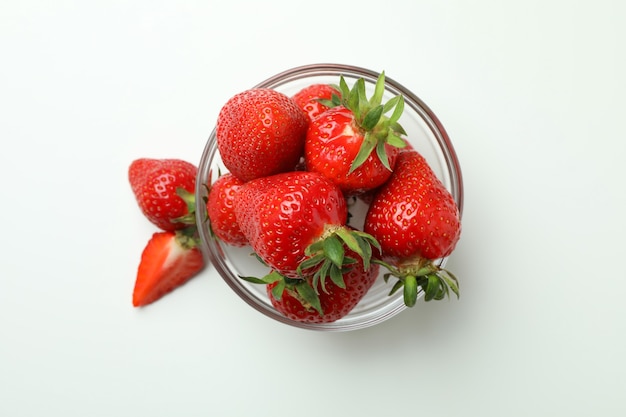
375, 258, 460, 307
172, 187, 197, 226
172, 187, 201, 248
238, 226, 381, 317
319, 71, 407, 173
174, 225, 201, 250
239, 270, 325, 316
298, 226, 380, 293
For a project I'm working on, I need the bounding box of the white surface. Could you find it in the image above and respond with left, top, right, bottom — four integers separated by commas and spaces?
1, 1, 625, 416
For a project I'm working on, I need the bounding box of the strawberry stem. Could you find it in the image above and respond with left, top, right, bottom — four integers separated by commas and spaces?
375, 258, 460, 306
404, 275, 418, 307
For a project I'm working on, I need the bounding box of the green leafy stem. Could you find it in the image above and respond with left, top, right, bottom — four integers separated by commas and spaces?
374, 259, 460, 307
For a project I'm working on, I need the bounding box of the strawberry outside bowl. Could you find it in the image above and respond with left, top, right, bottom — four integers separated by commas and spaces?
195, 63, 464, 332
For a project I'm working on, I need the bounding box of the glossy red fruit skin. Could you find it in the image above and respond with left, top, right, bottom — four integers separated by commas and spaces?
292, 83, 340, 123
216, 88, 308, 182
129, 158, 197, 231
234, 171, 348, 278
267, 255, 380, 323
364, 150, 461, 262
207, 173, 247, 247
305, 106, 399, 196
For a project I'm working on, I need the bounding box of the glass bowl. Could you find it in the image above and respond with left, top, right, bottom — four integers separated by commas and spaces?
195, 63, 464, 332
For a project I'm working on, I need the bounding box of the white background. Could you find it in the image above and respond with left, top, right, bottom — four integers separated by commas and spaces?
2, 1, 625, 416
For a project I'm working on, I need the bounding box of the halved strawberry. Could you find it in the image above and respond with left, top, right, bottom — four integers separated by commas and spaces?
132, 230, 205, 307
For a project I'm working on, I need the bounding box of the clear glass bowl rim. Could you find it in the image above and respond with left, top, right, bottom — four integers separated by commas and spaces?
195, 63, 464, 332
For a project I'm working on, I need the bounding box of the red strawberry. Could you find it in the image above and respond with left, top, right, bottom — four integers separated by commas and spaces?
206, 173, 247, 247
304, 72, 407, 196
266, 250, 380, 323
132, 231, 205, 307
233, 170, 378, 283
364, 150, 461, 306
216, 88, 308, 182
292, 83, 340, 123
129, 158, 197, 231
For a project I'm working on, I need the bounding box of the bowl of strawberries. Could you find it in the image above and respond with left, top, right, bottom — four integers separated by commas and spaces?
196, 63, 464, 331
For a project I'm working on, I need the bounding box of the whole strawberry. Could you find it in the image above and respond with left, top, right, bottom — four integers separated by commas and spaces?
265, 248, 380, 323
304, 72, 407, 196
364, 150, 461, 306
216, 88, 308, 182
206, 173, 247, 247
292, 83, 340, 123
129, 158, 197, 231
233, 170, 378, 284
